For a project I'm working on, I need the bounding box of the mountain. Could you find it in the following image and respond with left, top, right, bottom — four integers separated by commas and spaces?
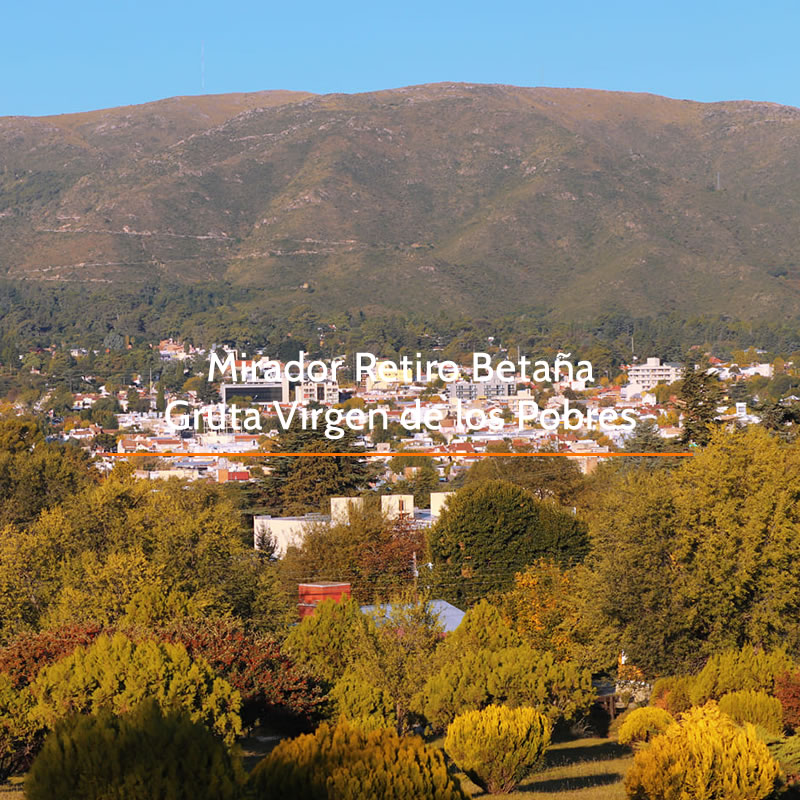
2, 83, 800, 319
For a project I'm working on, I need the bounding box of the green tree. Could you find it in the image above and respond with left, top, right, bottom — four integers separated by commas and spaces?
282, 598, 375, 687
460, 443, 584, 504
429, 481, 589, 606
155, 383, 166, 413
679, 353, 722, 446
261, 419, 372, 515
583, 427, 800, 674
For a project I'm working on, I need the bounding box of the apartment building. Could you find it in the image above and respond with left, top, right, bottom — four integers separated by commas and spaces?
627, 358, 683, 390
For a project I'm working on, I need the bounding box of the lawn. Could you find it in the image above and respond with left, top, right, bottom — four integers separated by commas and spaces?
453, 737, 633, 799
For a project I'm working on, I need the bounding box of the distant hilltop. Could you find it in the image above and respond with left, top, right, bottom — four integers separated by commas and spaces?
2, 83, 800, 319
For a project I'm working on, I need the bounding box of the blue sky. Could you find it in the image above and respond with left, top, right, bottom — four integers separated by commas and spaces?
3, 0, 799, 116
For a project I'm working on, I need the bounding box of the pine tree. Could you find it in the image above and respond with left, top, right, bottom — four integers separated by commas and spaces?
679, 353, 722, 446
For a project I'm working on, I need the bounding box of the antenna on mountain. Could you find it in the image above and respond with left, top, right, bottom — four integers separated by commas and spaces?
716, 171, 721, 191
201, 41, 205, 92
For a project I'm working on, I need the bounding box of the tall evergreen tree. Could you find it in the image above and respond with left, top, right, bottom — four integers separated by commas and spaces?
261, 418, 372, 515
679, 353, 722, 446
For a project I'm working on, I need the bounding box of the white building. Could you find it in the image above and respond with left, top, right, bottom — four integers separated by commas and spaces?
627, 358, 683, 390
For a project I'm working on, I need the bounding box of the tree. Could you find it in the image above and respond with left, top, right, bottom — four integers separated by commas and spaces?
25, 700, 244, 800
0, 673, 39, 784
445, 705, 551, 794
429, 481, 589, 606
347, 595, 444, 734
415, 643, 595, 733
582, 427, 800, 674
461, 443, 584, 505
0, 418, 95, 527
493, 559, 583, 660
0, 467, 277, 640
260, 419, 372, 515
29, 633, 242, 744
282, 598, 375, 687
162, 618, 324, 729
679, 353, 722, 446
280, 503, 424, 603
155, 383, 166, 413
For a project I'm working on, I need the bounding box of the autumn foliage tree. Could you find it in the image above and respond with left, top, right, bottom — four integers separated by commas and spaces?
280, 503, 424, 603
162, 618, 324, 729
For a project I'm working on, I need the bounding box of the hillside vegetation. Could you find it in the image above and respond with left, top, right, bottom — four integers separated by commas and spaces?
2, 83, 800, 318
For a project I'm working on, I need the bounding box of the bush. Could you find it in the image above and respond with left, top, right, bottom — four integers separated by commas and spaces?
29, 633, 242, 744
767, 735, 800, 787
650, 675, 693, 715
163, 618, 324, 729
617, 706, 675, 748
719, 689, 784, 736
416, 644, 595, 733
776, 671, 800, 733
25, 700, 244, 800
330, 672, 397, 732
624, 702, 783, 800
248, 718, 466, 799
445, 705, 551, 794
0, 623, 104, 690
0, 674, 39, 784
689, 647, 793, 705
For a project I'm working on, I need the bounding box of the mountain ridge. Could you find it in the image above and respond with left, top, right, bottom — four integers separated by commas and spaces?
2, 83, 800, 319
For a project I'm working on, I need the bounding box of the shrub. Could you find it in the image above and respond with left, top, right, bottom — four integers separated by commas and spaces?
0, 623, 104, 690
719, 689, 784, 736
650, 675, 693, 715
248, 718, 466, 799
617, 706, 675, 748
330, 672, 397, 732
776, 671, 800, 733
767, 735, 800, 787
0, 675, 39, 784
25, 700, 244, 800
689, 647, 793, 705
163, 618, 324, 728
445, 705, 551, 794
416, 644, 595, 733
624, 701, 783, 800
29, 632, 242, 744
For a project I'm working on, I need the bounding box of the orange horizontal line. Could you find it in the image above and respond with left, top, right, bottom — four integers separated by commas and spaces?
103, 451, 693, 458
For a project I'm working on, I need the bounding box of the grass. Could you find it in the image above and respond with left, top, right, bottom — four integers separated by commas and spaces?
451, 737, 633, 799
